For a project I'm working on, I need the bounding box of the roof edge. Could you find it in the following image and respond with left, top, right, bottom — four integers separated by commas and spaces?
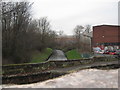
93, 24, 120, 27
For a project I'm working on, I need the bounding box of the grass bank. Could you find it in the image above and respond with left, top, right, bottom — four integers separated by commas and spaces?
31, 48, 53, 63
65, 49, 81, 60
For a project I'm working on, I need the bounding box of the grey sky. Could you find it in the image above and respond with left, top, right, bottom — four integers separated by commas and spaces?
30, 0, 119, 35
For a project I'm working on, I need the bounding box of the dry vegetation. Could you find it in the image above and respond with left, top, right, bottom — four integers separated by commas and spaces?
2, 2, 57, 65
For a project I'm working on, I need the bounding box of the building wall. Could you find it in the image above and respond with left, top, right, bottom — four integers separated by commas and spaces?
93, 25, 120, 47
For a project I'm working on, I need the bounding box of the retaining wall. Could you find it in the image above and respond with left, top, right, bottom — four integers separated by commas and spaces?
2, 71, 67, 84
2, 57, 119, 84
2, 57, 118, 76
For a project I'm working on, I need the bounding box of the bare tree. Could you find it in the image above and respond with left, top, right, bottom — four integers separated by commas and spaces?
36, 17, 51, 50
2, 2, 57, 64
83, 25, 91, 52
74, 25, 84, 51
84, 25, 91, 34
2, 2, 34, 64
58, 30, 64, 36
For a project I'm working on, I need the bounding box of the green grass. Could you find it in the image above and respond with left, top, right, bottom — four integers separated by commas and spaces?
65, 49, 81, 60
31, 48, 53, 63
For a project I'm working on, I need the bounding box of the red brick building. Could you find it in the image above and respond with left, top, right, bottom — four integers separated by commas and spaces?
93, 25, 120, 49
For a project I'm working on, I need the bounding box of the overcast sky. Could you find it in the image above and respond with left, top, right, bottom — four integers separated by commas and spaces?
29, 0, 119, 35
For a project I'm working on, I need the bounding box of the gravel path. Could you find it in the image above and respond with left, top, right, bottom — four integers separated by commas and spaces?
2, 69, 118, 88
48, 50, 67, 61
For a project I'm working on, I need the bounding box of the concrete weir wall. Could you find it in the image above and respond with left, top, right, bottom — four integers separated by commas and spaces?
2, 57, 119, 84
2, 71, 67, 84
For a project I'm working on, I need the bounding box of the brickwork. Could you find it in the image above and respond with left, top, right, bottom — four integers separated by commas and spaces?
93, 25, 120, 46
